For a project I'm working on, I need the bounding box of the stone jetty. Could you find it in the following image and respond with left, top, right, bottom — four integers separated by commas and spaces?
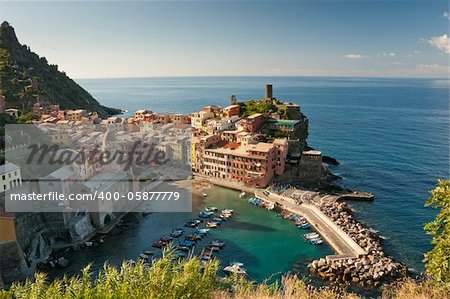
307, 201, 405, 286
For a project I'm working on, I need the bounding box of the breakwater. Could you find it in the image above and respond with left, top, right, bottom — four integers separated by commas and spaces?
253, 189, 405, 286
307, 201, 405, 286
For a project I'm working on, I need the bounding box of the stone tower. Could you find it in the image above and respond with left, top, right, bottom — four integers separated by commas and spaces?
265, 84, 273, 100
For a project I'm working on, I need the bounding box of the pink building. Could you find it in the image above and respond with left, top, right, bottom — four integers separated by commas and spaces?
242, 113, 265, 132
223, 104, 240, 118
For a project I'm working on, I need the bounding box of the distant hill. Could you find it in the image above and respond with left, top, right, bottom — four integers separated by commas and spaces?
0, 21, 121, 117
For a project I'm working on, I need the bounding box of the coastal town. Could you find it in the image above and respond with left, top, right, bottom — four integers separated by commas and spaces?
0, 85, 402, 289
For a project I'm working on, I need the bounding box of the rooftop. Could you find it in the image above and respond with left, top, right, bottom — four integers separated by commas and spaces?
0, 162, 20, 174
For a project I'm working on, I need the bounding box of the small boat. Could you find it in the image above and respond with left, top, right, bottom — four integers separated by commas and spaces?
85, 241, 93, 247
205, 206, 218, 212
143, 250, 154, 255
229, 261, 244, 267
203, 193, 207, 197
219, 214, 229, 221
206, 221, 218, 228
211, 217, 223, 223
209, 239, 225, 247
224, 265, 247, 275
185, 219, 202, 227
160, 236, 173, 242
200, 255, 212, 261
152, 240, 167, 248
207, 245, 221, 251
170, 229, 184, 238
125, 259, 136, 266
185, 234, 202, 241
298, 222, 310, 229
239, 192, 246, 198
178, 240, 195, 250
309, 238, 323, 245
294, 218, 307, 225
303, 233, 320, 240
139, 253, 149, 261
199, 211, 214, 218
222, 209, 234, 214
248, 198, 262, 205
196, 228, 209, 235
265, 203, 275, 210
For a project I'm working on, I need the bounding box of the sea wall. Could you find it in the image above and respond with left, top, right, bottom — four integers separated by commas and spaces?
0, 241, 31, 287
308, 201, 405, 286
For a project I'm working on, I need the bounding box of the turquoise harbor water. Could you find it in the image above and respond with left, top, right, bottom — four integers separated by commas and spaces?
58, 76, 448, 280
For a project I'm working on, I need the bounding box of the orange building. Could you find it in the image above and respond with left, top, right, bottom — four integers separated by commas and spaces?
0, 209, 16, 242
201, 141, 286, 188
223, 104, 240, 118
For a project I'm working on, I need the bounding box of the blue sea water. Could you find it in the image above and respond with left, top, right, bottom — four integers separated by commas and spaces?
75, 76, 449, 275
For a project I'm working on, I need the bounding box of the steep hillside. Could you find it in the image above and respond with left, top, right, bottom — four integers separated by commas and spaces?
0, 21, 121, 117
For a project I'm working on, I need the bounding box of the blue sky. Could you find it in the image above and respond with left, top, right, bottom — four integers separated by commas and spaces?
1, 1, 449, 78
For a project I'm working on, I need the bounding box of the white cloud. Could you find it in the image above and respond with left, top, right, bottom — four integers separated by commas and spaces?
443, 11, 450, 20
344, 54, 367, 59
382, 52, 396, 57
428, 34, 450, 54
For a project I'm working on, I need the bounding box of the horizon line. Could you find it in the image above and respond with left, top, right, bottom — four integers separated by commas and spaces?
73, 74, 450, 80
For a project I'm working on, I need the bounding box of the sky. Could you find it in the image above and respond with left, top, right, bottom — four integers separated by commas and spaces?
0, 1, 449, 79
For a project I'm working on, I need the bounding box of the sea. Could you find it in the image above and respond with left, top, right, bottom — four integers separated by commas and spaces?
50, 76, 448, 283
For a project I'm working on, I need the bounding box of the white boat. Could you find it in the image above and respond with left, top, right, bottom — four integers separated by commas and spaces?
202, 193, 207, 197
205, 206, 218, 212
206, 221, 218, 228
224, 265, 247, 275
229, 261, 244, 267
85, 241, 93, 247
222, 209, 234, 214
303, 232, 319, 239
239, 192, 246, 198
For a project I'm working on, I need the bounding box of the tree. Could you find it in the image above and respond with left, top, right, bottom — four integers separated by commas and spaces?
423, 179, 450, 284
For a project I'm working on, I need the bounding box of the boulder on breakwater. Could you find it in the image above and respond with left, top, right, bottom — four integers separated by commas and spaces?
307, 201, 406, 286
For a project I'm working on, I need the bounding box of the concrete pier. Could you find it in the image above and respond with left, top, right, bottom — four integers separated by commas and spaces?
254, 190, 367, 259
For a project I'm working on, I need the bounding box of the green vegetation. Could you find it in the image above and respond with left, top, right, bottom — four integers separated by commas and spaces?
1, 183, 450, 298
1, 249, 449, 299
239, 99, 278, 117
0, 21, 120, 118
423, 179, 450, 284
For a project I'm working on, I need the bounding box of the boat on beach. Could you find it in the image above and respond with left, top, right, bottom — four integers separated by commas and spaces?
205, 206, 218, 212
206, 221, 218, 228
199, 211, 214, 218
185, 219, 202, 227
239, 192, 246, 198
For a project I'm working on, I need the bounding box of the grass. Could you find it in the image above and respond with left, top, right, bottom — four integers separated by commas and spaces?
1, 247, 449, 299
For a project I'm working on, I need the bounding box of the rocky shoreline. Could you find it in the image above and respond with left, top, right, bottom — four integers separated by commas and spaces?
307, 200, 406, 287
